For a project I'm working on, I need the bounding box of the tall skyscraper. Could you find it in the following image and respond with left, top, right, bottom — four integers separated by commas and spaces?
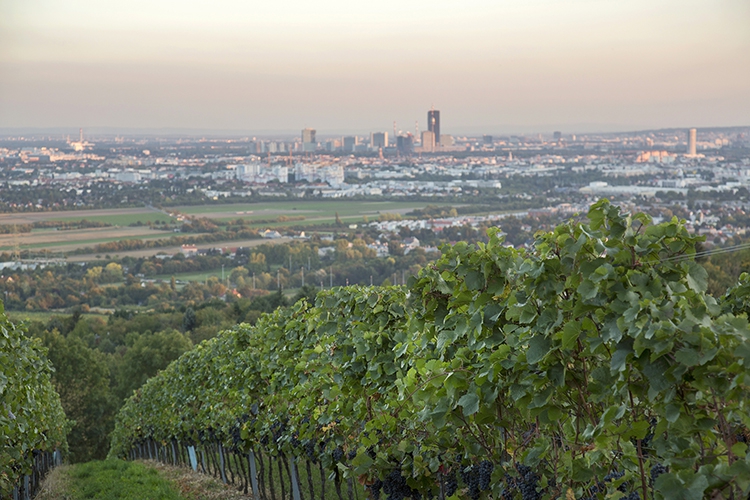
302, 128, 316, 152
371, 132, 388, 149
302, 128, 316, 143
687, 128, 697, 155
428, 109, 440, 146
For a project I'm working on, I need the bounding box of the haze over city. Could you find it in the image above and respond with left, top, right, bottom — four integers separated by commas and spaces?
1, 0, 749, 135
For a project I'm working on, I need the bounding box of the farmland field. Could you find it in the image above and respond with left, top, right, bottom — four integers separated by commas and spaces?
0, 226, 174, 253
54, 212, 174, 226
0, 207, 169, 226
0, 200, 454, 259
174, 200, 453, 224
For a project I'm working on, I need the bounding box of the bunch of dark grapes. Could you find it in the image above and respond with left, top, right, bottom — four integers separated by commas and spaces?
499, 477, 517, 500
443, 470, 458, 497
580, 480, 603, 500
603, 470, 624, 482
304, 440, 317, 462
332, 447, 345, 462
603, 469, 627, 492
270, 420, 286, 444
348, 449, 357, 460
579, 469, 645, 500
460, 465, 481, 500
368, 479, 383, 500
515, 463, 541, 500
291, 435, 302, 449
478, 461, 494, 491
650, 463, 667, 487
381, 468, 411, 500
230, 424, 243, 452
640, 418, 658, 450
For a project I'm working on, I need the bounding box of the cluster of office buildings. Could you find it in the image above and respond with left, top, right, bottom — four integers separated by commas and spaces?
296, 109, 457, 155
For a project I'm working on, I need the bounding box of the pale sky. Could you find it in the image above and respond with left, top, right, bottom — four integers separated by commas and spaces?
1, 0, 749, 135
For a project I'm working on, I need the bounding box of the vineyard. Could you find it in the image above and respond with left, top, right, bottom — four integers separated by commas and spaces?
109, 200, 750, 500
0, 304, 68, 498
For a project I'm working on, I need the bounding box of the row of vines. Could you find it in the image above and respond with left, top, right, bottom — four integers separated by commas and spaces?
1, 304, 68, 498
110, 200, 750, 500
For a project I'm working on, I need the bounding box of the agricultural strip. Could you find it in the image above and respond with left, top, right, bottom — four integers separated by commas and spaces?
174, 200, 454, 221
64, 237, 293, 262
0, 226, 174, 252
0, 207, 163, 225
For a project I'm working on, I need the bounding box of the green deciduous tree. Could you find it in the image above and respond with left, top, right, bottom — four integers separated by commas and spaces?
38, 330, 115, 462
114, 330, 193, 401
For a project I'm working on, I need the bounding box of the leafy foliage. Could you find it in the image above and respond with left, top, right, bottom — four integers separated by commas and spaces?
0, 303, 68, 494
37, 331, 116, 462
110, 200, 750, 499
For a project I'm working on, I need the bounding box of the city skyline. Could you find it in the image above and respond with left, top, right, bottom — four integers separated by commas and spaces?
1, 0, 749, 133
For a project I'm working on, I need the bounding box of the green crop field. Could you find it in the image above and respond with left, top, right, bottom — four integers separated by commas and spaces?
55, 212, 175, 226
172, 200, 456, 228
176, 200, 451, 219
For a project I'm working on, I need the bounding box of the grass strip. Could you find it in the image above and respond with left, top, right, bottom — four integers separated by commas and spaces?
35, 459, 253, 500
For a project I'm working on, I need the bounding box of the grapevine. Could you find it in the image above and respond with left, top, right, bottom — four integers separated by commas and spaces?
0, 303, 68, 495
110, 200, 750, 499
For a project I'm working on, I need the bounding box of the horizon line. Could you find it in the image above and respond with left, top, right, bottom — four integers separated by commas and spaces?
1, 124, 749, 140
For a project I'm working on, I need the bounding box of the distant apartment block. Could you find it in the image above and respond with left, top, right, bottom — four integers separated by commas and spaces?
397, 134, 413, 154
421, 131, 436, 152
342, 136, 358, 153
370, 132, 388, 149
302, 128, 316, 152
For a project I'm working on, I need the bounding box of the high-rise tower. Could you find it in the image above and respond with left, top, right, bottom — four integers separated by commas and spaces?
302, 128, 316, 143
302, 128, 316, 152
428, 108, 440, 146
687, 128, 697, 155
371, 132, 388, 149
